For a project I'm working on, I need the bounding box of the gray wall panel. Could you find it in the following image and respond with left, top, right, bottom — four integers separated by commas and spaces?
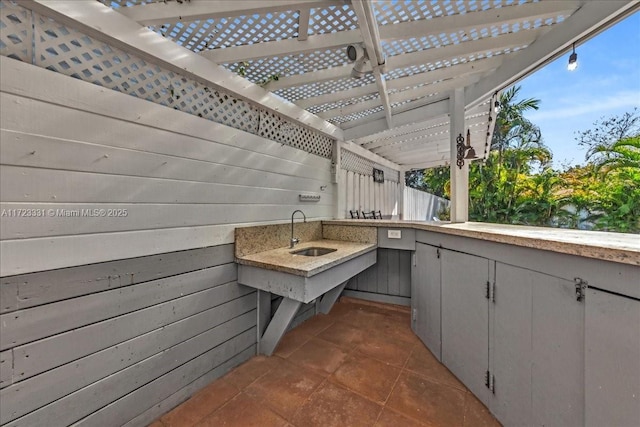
0, 245, 257, 427
346, 248, 411, 301
0, 245, 234, 313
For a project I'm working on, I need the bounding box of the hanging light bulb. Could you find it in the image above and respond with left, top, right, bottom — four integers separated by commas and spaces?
494, 99, 500, 114
568, 43, 578, 71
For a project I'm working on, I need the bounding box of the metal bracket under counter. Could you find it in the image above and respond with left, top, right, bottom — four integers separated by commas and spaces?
238, 250, 376, 355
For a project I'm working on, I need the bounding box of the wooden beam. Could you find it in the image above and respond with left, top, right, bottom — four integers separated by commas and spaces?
265, 63, 371, 91
386, 29, 542, 71
352, 0, 393, 129
117, 0, 343, 26
379, 1, 580, 41
297, 8, 311, 41
201, 30, 361, 63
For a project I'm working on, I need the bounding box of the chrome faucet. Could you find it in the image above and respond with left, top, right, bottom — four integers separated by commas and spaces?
290, 209, 306, 248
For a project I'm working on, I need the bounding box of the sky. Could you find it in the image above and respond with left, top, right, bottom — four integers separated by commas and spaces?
516, 11, 640, 168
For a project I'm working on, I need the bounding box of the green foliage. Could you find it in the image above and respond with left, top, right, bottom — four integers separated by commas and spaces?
407, 89, 639, 234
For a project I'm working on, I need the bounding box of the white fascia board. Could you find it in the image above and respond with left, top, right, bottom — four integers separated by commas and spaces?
343, 97, 450, 140
341, 141, 402, 171
26, 0, 343, 141
465, 0, 640, 108
201, 30, 362, 63
117, 0, 344, 26
379, 1, 580, 41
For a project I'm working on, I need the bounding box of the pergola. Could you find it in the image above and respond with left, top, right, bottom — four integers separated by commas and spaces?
22, 0, 638, 220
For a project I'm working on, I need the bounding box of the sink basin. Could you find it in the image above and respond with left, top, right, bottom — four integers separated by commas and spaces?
291, 247, 337, 257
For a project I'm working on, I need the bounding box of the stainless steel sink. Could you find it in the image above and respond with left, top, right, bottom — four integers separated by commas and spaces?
290, 247, 337, 257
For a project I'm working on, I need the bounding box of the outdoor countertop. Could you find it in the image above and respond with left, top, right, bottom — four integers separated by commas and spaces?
235, 239, 377, 277
324, 220, 640, 266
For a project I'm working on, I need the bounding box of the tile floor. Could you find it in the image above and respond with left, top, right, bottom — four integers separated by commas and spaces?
151, 298, 501, 427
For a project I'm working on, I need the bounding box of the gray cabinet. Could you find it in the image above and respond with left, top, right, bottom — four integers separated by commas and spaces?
411, 243, 441, 360
441, 249, 491, 404
585, 288, 640, 427
491, 263, 584, 427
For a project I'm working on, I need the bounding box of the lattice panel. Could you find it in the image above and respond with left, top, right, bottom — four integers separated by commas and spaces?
341, 149, 400, 182
0, 1, 333, 158
308, 4, 358, 35
258, 110, 333, 158
0, 1, 32, 62
151, 10, 300, 53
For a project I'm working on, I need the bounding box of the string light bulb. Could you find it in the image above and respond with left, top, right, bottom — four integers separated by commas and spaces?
568, 43, 578, 71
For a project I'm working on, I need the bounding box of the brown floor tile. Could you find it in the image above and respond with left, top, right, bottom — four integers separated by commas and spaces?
224, 355, 279, 390
244, 358, 324, 420
292, 382, 383, 427
338, 306, 396, 331
287, 337, 349, 375
273, 328, 312, 358
196, 393, 287, 427
374, 408, 427, 427
387, 371, 466, 426
291, 313, 335, 336
355, 333, 414, 367
330, 355, 401, 404
148, 421, 166, 427
375, 317, 422, 346
161, 378, 239, 427
405, 344, 466, 391
316, 322, 367, 350
464, 392, 502, 427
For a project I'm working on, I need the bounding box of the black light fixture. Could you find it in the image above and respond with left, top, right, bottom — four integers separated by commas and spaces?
568, 43, 578, 71
456, 129, 477, 169
493, 91, 500, 113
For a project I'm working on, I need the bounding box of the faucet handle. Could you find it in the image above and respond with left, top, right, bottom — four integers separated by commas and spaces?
290, 237, 299, 247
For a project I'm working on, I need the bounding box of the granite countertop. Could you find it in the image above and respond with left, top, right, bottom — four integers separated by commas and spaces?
235, 239, 376, 277
324, 220, 640, 266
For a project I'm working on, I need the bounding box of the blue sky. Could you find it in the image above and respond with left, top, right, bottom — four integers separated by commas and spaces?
516, 11, 640, 168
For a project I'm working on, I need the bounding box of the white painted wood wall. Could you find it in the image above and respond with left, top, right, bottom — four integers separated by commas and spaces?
0, 59, 334, 276
403, 187, 450, 221
338, 167, 400, 218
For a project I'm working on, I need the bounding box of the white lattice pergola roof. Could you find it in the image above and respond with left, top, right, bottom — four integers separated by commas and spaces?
20, 0, 639, 169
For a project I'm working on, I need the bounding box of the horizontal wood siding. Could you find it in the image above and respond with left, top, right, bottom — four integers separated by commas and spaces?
0, 59, 335, 426
0, 59, 333, 276
0, 245, 256, 426
346, 248, 412, 302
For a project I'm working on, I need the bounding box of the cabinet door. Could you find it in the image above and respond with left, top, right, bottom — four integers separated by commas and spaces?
585, 289, 640, 427
531, 270, 584, 426
411, 243, 441, 360
441, 249, 490, 404
492, 262, 584, 426
490, 262, 533, 426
